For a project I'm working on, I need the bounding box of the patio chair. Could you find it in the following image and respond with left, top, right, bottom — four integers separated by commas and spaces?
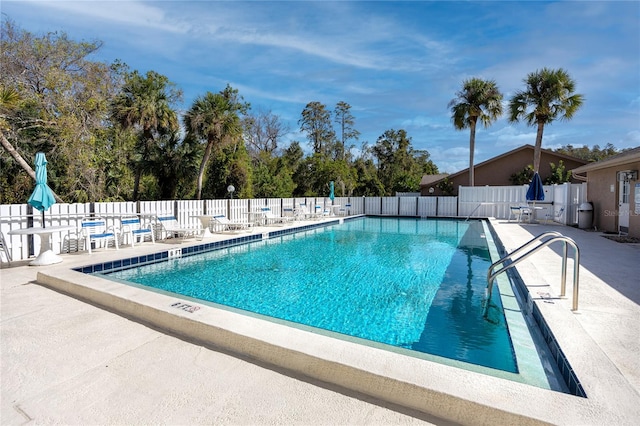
283, 207, 296, 221
120, 215, 154, 246
544, 207, 565, 224
315, 205, 330, 218
156, 215, 200, 240
295, 203, 313, 220
80, 216, 119, 254
508, 206, 531, 223
0, 231, 12, 265
338, 203, 351, 216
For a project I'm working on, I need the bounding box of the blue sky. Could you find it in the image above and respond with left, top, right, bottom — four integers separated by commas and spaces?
4, 0, 639, 172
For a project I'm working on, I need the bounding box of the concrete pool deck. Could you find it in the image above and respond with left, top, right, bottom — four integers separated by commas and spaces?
1, 218, 639, 425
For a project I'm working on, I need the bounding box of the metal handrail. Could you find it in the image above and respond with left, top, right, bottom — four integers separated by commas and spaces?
484, 232, 580, 317
487, 231, 563, 279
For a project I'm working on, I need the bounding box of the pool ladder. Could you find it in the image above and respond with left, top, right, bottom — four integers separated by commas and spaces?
483, 231, 580, 318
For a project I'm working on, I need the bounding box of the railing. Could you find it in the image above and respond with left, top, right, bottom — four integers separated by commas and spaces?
484, 231, 580, 317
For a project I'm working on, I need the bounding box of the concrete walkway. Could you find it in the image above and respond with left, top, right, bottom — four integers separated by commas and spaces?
1, 220, 639, 424
493, 221, 640, 395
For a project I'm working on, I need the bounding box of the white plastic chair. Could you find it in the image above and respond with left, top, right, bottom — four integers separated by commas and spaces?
338, 203, 351, 216
295, 203, 312, 220
120, 215, 154, 246
80, 217, 119, 254
509, 206, 531, 223
544, 207, 565, 224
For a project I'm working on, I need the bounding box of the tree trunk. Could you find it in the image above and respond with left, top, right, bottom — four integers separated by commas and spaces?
1, 129, 36, 180
533, 121, 545, 172
132, 170, 141, 201
196, 140, 215, 200
468, 120, 477, 187
1, 130, 64, 203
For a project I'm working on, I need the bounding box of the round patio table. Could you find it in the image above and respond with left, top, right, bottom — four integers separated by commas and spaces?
8, 225, 76, 266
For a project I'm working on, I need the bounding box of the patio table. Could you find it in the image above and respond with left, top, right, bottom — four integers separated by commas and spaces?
8, 225, 76, 266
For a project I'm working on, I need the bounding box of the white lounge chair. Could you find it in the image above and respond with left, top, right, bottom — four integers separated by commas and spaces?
212, 215, 250, 232
80, 216, 119, 254
260, 207, 292, 226
156, 215, 199, 240
120, 215, 155, 246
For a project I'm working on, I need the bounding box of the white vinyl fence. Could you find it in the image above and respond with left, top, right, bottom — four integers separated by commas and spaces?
0, 183, 586, 263
460, 182, 586, 225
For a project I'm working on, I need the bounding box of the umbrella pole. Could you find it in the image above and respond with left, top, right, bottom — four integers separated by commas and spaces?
42, 210, 46, 228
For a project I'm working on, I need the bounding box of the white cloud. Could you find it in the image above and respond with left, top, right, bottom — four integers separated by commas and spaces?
25, 0, 190, 33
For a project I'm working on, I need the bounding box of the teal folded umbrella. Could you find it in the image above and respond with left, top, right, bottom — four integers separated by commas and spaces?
28, 152, 56, 227
329, 181, 335, 203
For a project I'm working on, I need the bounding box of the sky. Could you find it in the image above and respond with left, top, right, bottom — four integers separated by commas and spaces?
3, 0, 639, 173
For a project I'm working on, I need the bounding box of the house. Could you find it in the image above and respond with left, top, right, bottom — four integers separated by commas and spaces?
420, 144, 588, 196
571, 147, 640, 238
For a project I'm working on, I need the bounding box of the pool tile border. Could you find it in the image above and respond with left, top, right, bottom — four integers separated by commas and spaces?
485, 222, 586, 398
74, 219, 343, 275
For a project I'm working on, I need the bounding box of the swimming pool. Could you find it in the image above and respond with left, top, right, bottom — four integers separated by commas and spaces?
106, 217, 515, 372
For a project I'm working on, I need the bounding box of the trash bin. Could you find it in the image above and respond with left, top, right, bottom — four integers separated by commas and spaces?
578, 202, 593, 229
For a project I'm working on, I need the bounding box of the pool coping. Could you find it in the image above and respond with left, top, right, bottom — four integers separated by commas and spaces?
34, 217, 640, 425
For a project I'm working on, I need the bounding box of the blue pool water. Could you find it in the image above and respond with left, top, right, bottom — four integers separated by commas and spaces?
105, 217, 516, 373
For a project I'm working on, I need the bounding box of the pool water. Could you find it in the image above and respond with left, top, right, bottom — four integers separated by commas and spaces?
105, 217, 517, 373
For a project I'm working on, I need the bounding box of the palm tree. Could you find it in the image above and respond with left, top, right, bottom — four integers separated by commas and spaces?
449, 78, 503, 186
508, 68, 584, 172
111, 71, 180, 200
183, 85, 249, 200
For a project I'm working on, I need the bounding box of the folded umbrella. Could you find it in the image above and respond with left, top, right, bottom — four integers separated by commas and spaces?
27, 152, 57, 228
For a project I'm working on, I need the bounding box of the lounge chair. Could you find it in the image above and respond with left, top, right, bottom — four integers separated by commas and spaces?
260, 207, 292, 226
156, 215, 199, 240
120, 215, 155, 246
212, 214, 250, 232
80, 216, 119, 254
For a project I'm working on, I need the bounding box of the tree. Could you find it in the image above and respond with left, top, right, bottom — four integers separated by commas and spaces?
201, 139, 253, 199
184, 85, 250, 199
372, 129, 436, 194
111, 70, 181, 200
334, 101, 359, 161
554, 143, 619, 162
1, 18, 116, 202
544, 160, 572, 184
243, 108, 289, 159
449, 78, 503, 186
508, 68, 584, 172
299, 101, 335, 156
